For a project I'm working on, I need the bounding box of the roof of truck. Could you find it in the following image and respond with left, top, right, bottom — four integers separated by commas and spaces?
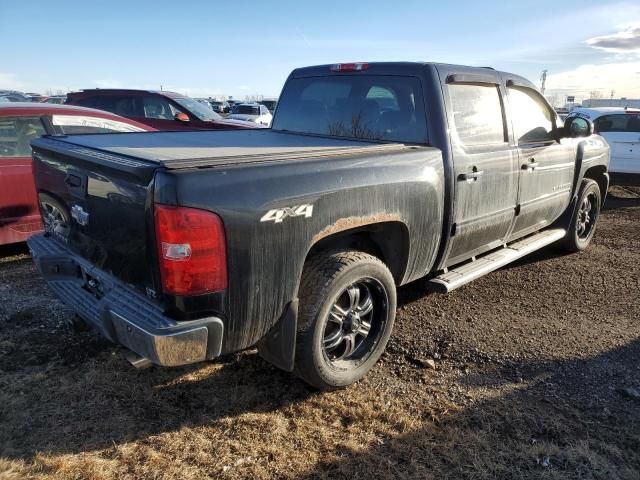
289, 61, 534, 89
34, 129, 416, 169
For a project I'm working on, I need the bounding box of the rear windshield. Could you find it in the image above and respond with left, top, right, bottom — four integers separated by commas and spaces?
272, 75, 427, 143
595, 114, 640, 133
232, 105, 260, 115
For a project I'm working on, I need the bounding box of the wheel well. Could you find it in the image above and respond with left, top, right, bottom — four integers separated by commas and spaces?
305, 222, 410, 284
583, 165, 609, 205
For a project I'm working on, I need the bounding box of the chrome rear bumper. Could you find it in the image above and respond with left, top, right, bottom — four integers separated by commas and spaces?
28, 234, 223, 367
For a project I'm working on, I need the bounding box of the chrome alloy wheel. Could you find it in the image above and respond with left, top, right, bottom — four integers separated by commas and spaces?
322, 278, 388, 366
40, 200, 70, 239
576, 192, 598, 239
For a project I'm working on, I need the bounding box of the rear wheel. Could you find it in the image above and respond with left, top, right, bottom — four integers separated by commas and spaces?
295, 250, 396, 390
38, 193, 70, 239
561, 179, 601, 252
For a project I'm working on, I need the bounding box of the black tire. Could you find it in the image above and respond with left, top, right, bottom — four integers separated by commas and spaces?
560, 179, 601, 253
294, 250, 396, 390
38, 193, 70, 239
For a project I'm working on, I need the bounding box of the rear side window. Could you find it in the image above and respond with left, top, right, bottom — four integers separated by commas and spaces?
51, 115, 146, 134
0, 117, 46, 157
72, 95, 142, 118
272, 75, 427, 144
508, 87, 554, 144
594, 114, 640, 133
448, 84, 506, 146
232, 105, 260, 115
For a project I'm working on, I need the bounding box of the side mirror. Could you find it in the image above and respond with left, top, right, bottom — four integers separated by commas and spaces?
175, 112, 190, 123
564, 116, 592, 138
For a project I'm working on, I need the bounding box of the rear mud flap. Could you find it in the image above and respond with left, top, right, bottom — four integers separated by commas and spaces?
257, 299, 298, 372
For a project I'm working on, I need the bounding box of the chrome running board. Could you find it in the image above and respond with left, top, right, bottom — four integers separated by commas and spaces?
428, 228, 566, 293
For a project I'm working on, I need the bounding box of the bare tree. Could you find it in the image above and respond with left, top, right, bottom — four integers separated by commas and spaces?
328, 112, 384, 140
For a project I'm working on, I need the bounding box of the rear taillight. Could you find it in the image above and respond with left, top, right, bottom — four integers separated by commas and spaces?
154, 204, 227, 296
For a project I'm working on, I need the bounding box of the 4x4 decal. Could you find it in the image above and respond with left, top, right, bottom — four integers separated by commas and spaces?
260, 204, 313, 223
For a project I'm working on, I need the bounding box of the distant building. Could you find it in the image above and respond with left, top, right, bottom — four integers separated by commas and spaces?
582, 98, 640, 108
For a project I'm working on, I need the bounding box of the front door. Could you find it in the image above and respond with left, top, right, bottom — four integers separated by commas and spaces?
441, 70, 520, 266
505, 84, 575, 239
0, 116, 46, 244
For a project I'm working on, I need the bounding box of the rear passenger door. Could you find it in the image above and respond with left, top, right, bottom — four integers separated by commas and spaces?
505, 82, 575, 239
441, 69, 520, 266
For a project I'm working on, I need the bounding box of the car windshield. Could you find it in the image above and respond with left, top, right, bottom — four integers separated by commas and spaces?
595, 113, 640, 133
232, 105, 260, 115
173, 96, 222, 121
272, 75, 428, 143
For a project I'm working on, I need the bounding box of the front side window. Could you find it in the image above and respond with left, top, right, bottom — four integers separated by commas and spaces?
594, 114, 640, 133
508, 87, 554, 144
272, 75, 427, 143
0, 117, 46, 157
51, 115, 146, 134
448, 84, 506, 146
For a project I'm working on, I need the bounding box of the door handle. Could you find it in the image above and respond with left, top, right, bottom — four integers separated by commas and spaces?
521, 158, 539, 171
65, 174, 82, 187
458, 167, 484, 182
64, 172, 86, 198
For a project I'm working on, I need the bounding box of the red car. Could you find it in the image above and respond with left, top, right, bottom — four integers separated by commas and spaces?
0, 103, 153, 246
66, 89, 261, 131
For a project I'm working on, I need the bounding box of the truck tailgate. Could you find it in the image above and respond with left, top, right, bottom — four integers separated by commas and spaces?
31, 136, 160, 294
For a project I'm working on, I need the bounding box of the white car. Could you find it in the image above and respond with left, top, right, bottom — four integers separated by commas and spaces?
569, 107, 640, 183
226, 103, 272, 126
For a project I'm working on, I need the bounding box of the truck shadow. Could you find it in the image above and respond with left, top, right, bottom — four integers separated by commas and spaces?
301, 339, 640, 479
0, 242, 29, 259
0, 341, 315, 458
604, 187, 640, 211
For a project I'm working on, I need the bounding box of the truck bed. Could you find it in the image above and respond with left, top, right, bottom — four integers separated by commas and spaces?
45, 129, 414, 169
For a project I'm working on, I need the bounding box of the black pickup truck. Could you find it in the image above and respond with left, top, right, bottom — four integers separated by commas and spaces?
28, 62, 609, 389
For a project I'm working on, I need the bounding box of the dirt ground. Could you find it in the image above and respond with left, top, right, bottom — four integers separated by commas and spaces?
1, 186, 639, 480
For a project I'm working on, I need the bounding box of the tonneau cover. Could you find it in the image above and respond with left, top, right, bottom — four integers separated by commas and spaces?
43, 129, 412, 169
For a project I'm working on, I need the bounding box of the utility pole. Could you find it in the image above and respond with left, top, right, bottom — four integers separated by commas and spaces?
540, 69, 547, 95
610, 90, 615, 100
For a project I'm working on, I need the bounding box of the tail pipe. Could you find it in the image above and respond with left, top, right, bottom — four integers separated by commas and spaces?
125, 351, 153, 369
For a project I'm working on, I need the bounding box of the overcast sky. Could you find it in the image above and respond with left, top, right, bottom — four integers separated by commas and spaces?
1, 0, 640, 101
